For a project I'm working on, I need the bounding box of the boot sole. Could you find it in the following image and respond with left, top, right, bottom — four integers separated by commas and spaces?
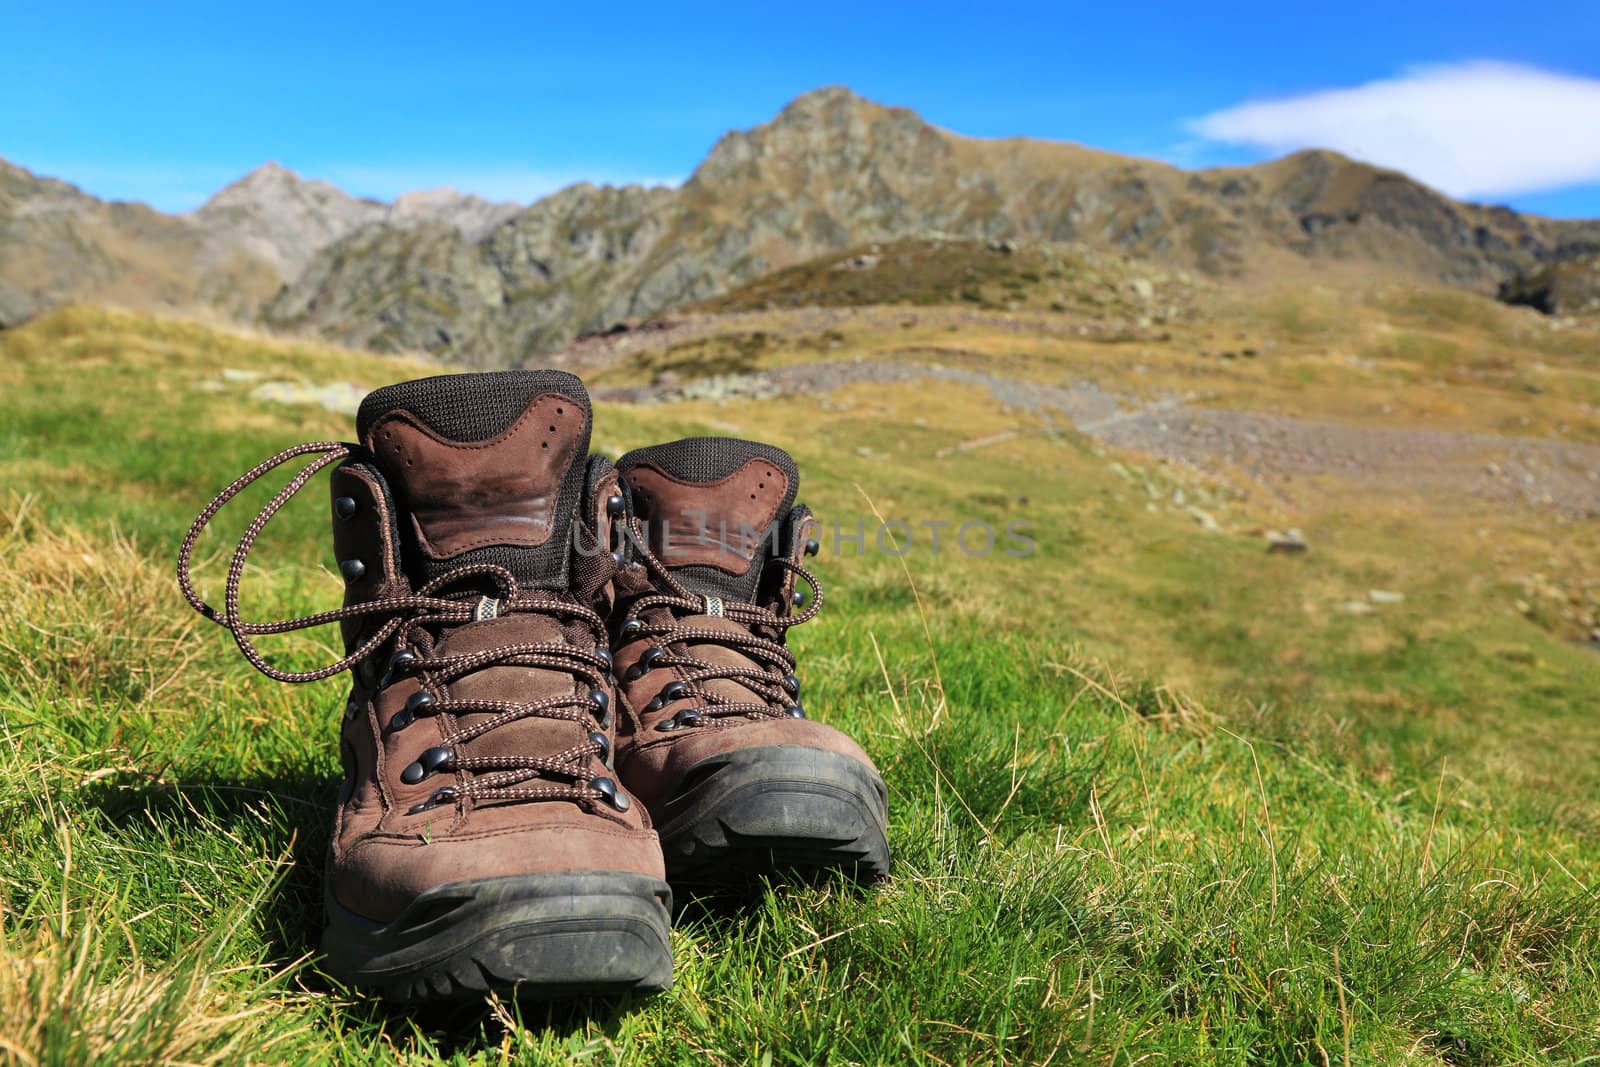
653, 744, 891, 887
320, 871, 673, 1003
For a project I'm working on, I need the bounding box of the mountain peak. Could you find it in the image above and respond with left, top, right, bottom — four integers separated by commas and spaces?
192, 163, 385, 276
768, 84, 914, 129
391, 186, 490, 211
388, 187, 522, 241
241, 160, 294, 181
200, 161, 361, 210
777, 84, 872, 113
689, 85, 938, 189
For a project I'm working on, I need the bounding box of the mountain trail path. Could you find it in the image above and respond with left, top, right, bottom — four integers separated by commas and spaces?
592, 355, 1600, 519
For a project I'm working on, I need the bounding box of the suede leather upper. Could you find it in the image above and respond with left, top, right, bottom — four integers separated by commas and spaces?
611, 438, 880, 820
327, 374, 660, 923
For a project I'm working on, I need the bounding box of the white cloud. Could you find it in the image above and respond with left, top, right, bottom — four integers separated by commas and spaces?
1188, 61, 1600, 199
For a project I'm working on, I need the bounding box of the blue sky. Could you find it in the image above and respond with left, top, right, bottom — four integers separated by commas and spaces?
4, 1, 1599, 216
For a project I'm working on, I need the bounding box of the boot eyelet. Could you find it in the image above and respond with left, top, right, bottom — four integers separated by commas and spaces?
334, 496, 359, 520
400, 746, 452, 784
674, 709, 702, 728
387, 709, 414, 732
380, 648, 417, 687
655, 718, 679, 732
804, 537, 820, 557
605, 494, 626, 516
625, 646, 664, 682
404, 691, 436, 714
343, 699, 362, 723
791, 587, 809, 608
339, 558, 367, 582
595, 648, 613, 673
590, 776, 631, 812
619, 618, 645, 640
407, 787, 456, 814
660, 680, 689, 701
781, 673, 800, 695
784, 703, 806, 719
588, 730, 612, 765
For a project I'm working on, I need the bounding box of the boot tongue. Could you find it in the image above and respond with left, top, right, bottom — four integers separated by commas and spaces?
356, 370, 590, 590
431, 613, 584, 803
617, 437, 799, 603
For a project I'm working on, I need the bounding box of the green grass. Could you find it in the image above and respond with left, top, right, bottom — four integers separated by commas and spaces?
2, 306, 1599, 1064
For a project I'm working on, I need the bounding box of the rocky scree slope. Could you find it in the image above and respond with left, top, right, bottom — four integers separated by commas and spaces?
1498, 253, 1600, 316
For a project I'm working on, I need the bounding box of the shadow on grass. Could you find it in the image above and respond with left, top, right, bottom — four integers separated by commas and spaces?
80, 766, 338, 972
77, 769, 885, 1051
330, 989, 670, 1058
672, 863, 882, 925
73, 769, 819, 1052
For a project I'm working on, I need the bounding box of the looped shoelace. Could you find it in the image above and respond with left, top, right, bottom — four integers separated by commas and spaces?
177, 441, 616, 810
619, 517, 823, 725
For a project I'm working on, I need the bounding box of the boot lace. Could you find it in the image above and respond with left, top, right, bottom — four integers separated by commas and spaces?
616, 516, 822, 729
177, 441, 620, 812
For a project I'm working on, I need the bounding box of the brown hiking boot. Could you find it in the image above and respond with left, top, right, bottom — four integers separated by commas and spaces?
609, 437, 890, 887
177, 370, 671, 1002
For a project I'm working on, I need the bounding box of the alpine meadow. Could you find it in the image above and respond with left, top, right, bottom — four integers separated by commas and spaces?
3, 84, 1600, 1065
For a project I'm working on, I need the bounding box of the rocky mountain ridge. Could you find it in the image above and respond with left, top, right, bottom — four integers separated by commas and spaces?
4, 86, 1597, 355
189, 162, 523, 276
267, 88, 1600, 365
0, 156, 519, 328
0, 158, 271, 328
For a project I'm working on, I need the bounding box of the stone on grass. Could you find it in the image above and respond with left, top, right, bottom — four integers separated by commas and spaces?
1266, 528, 1308, 554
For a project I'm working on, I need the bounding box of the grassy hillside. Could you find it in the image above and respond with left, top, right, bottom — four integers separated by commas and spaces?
610, 251, 1600, 446
685, 237, 1200, 320
2, 306, 1598, 1064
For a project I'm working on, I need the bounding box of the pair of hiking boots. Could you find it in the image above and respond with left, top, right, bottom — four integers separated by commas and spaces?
178, 370, 889, 1002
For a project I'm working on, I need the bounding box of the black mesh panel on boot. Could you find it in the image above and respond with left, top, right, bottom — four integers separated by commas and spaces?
617, 437, 800, 604
356, 370, 592, 591
617, 437, 799, 492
